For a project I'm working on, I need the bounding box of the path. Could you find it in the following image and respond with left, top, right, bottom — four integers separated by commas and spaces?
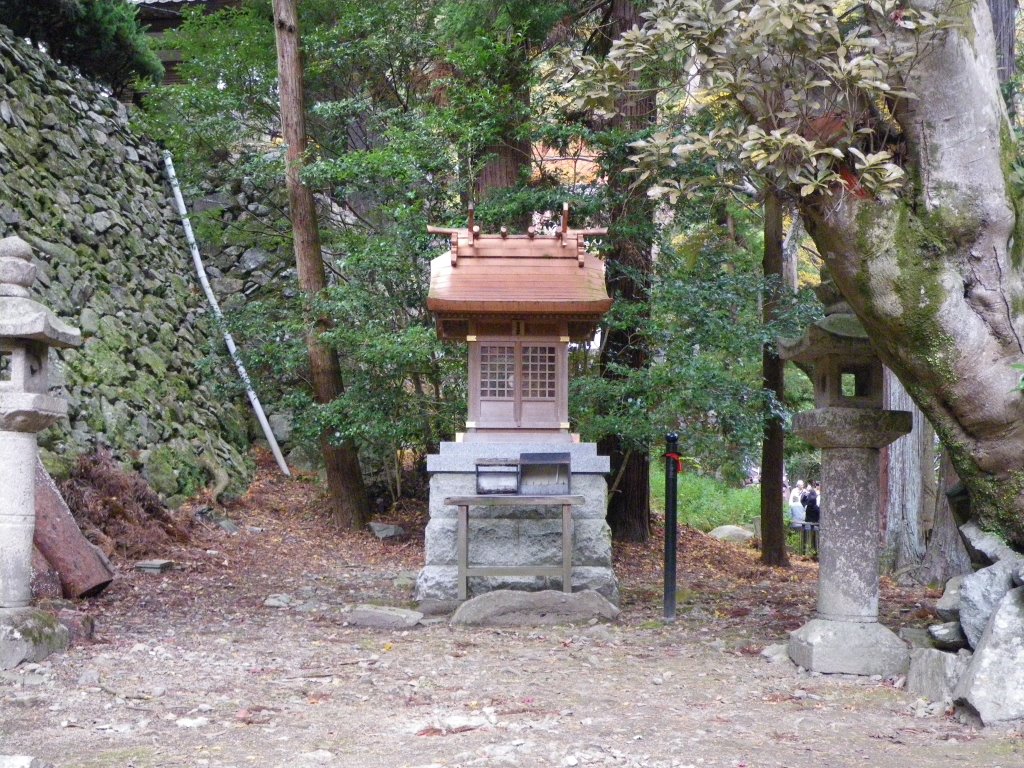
1, 462, 1021, 767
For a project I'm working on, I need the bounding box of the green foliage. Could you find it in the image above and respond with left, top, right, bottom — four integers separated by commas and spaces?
139, 0, 473, 498
137, 2, 277, 177
573, 0, 952, 203
0, 0, 162, 94
138, 0, 827, 506
651, 462, 760, 531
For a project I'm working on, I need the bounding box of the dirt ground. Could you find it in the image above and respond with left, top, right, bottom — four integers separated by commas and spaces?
2, 456, 1023, 768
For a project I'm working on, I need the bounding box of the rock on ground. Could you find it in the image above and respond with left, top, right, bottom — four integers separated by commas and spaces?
935, 575, 965, 622
958, 521, 1018, 565
959, 559, 1020, 648
369, 522, 406, 540
954, 587, 1024, 725
708, 525, 755, 544
346, 605, 423, 629
927, 621, 969, 652
907, 648, 971, 704
451, 589, 619, 627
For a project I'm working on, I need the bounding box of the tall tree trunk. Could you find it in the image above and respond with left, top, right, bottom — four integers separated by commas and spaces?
919, 451, 974, 585
273, 0, 369, 528
760, 188, 788, 566
474, 139, 531, 202
800, 2, 1024, 547
598, 0, 655, 542
881, 368, 936, 582
988, 0, 1017, 85
469, 27, 531, 226
782, 208, 803, 291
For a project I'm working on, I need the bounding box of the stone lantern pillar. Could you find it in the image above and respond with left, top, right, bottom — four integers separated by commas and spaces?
0, 236, 81, 669
780, 294, 911, 676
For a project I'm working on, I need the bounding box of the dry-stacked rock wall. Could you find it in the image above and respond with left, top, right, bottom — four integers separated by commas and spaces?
0, 27, 252, 503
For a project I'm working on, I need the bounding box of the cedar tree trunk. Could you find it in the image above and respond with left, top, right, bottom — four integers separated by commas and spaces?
881, 368, 936, 581
598, 0, 656, 542
760, 188, 788, 565
273, 0, 369, 528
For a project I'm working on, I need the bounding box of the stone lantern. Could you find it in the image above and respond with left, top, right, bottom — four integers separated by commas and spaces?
0, 235, 80, 669
780, 284, 911, 676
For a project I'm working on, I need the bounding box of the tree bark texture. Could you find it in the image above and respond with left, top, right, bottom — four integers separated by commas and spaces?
34, 458, 113, 599
760, 189, 788, 566
987, 0, 1017, 85
599, 0, 655, 542
919, 451, 974, 585
800, 1, 1024, 546
474, 139, 532, 202
782, 208, 803, 292
881, 368, 936, 582
273, 0, 369, 528
470, 28, 531, 219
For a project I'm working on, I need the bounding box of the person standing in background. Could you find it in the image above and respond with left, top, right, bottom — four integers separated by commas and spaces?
788, 480, 806, 529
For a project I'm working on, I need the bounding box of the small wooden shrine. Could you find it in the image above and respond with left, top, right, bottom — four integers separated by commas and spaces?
427, 204, 612, 442
416, 206, 619, 604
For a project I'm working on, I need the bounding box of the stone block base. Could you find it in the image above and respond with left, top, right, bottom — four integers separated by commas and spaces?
0, 608, 69, 670
416, 564, 618, 605
417, 442, 617, 605
908, 647, 971, 704
788, 618, 909, 676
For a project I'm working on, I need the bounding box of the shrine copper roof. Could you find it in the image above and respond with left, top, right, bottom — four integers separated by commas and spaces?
427, 231, 612, 319
426, 206, 612, 324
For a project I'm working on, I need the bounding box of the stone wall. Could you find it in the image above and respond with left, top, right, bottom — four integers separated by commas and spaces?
0, 27, 252, 503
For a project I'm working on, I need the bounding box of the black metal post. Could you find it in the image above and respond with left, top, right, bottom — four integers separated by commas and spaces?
664, 433, 679, 621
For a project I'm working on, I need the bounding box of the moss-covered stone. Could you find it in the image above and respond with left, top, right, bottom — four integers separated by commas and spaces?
0, 27, 253, 499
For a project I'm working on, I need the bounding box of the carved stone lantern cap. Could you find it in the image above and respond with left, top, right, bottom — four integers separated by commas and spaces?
778, 312, 873, 366
0, 236, 81, 348
779, 270, 884, 411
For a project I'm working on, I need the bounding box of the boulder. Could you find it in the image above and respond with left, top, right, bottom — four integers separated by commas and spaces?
927, 621, 969, 652
346, 605, 423, 629
935, 575, 965, 622
0, 608, 69, 670
787, 618, 909, 677
959, 559, 1020, 648
953, 587, 1024, 725
907, 647, 971, 704
451, 589, 619, 627
267, 412, 293, 444
707, 525, 755, 544
368, 522, 405, 540
958, 521, 1017, 565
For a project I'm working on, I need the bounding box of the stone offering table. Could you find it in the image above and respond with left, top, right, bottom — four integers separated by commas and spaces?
416, 441, 616, 603
446, 494, 584, 600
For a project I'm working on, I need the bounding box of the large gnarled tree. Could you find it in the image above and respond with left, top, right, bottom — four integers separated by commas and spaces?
583, 0, 1024, 546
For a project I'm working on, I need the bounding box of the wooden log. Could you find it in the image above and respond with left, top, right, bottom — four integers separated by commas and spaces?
34, 458, 114, 598
31, 545, 61, 600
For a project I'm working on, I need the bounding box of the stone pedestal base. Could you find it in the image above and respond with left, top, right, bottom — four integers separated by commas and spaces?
417, 441, 617, 604
0, 608, 69, 670
788, 618, 909, 676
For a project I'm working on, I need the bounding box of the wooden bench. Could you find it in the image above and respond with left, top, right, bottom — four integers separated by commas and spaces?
445, 494, 585, 600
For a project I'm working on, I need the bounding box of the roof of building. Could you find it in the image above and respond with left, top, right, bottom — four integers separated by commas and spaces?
427, 216, 612, 331
127, 1, 207, 5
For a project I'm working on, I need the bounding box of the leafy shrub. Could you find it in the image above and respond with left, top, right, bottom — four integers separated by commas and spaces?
651, 462, 760, 532
0, 0, 162, 94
